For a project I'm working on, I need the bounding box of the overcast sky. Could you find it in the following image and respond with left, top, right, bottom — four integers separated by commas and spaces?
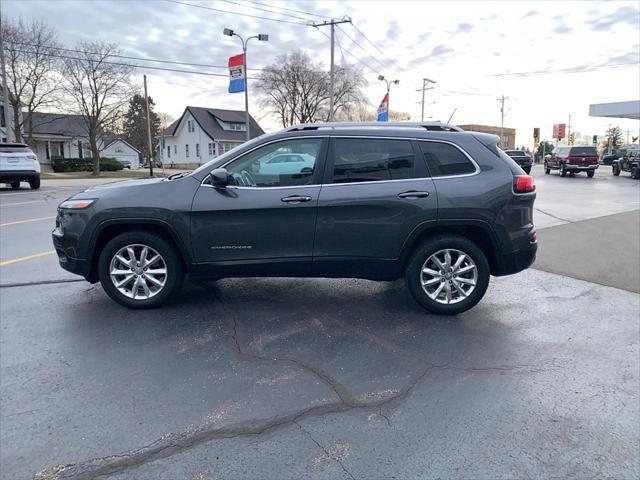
6, 0, 640, 145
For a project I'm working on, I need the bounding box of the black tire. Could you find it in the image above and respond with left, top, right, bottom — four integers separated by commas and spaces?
10, 181, 20, 190
613, 163, 620, 176
560, 164, 567, 177
98, 231, 184, 309
544, 162, 550, 174
29, 176, 40, 189
405, 235, 490, 315
523, 166, 531, 174
632, 165, 640, 180
586, 170, 595, 178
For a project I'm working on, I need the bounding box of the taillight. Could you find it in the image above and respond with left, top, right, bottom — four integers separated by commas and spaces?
514, 175, 535, 193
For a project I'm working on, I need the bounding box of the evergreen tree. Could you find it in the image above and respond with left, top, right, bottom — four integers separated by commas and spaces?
123, 94, 160, 162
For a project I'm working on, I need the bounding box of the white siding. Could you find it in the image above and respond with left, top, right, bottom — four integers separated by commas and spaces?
161, 112, 213, 166
102, 140, 141, 169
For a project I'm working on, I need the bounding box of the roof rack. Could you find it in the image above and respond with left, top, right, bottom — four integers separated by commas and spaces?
283, 121, 464, 133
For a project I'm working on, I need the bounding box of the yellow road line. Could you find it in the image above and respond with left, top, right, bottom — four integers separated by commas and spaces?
0, 250, 55, 267
0, 215, 56, 227
0, 200, 46, 207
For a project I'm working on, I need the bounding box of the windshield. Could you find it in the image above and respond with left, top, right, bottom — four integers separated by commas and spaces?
190, 135, 267, 177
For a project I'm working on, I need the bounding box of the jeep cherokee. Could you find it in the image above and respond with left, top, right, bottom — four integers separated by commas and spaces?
53, 122, 537, 315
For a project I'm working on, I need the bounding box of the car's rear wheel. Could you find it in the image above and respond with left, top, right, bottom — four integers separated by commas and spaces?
10, 181, 20, 189
587, 170, 595, 178
405, 235, 490, 315
29, 177, 40, 189
560, 164, 567, 177
523, 166, 531, 174
613, 163, 621, 176
98, 231, 184, 308
632, 165, 640, 180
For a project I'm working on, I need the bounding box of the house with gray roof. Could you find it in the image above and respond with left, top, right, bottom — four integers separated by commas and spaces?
160, 106, 265, 167
27, 112, 93, 164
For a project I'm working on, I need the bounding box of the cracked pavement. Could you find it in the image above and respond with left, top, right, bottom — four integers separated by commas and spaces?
1, 168, 639, 479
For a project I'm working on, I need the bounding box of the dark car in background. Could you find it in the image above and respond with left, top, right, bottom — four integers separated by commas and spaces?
52, 122, 537, 315
544, 145, 599, 177
504, 150, 533, 174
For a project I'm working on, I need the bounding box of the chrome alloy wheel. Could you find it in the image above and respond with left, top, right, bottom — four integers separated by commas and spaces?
109, 244, 167, 300
420, 248, 478, 305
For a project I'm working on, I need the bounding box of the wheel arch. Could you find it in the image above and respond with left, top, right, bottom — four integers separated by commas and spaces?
87, 219, 192, 283
399, 220, 500, 276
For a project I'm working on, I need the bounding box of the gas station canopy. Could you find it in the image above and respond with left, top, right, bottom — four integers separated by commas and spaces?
589, 100, 640, 120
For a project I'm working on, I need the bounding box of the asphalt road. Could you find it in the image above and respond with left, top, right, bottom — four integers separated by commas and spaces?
1, 165, 639, 480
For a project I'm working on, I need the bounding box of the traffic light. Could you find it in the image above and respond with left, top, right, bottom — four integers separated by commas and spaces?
533, 127, 540, 142
569, 132, 575, 145
592, 135, 598, 145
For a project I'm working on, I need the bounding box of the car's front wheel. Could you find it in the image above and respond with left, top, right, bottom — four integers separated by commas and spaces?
544, 162, 550, 174
560, 164, 567, 177
405, 235, 490, 315
613, 163, 621, 176
98, 231, 184, 308
10, 181, 20, 189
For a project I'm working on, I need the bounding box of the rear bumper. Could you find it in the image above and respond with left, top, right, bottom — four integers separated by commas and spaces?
0, 170, 39, 181
565, 164, 598, 171
494, 243, 537, 276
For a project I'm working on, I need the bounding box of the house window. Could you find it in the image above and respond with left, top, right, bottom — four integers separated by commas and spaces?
185, 144, 189, 158
167, 145, 171, 158
196, 143, 200, 157
187, 119, 195, 133
174, 145, 177, 154
78, 141, 83, 158
46, 142, 50, 160
208, 142, 214, 156
0, 105, 5, 127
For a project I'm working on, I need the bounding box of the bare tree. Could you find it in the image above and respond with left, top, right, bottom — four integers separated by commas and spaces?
256, 50, 367, 127
2, 18, 62, 143
63, 41, 134, 175
157, 112, 175, 131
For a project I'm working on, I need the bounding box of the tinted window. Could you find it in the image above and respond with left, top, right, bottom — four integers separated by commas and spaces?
570, 147, 598, 156
226, 138, 323, 187
332, 138, 414, 183
418, 141, 475, 177
506, 150, 526, 157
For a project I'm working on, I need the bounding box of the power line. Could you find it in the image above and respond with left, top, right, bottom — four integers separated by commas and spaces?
491, 62, 639, 77
162, 0, 307, 25
9, 41, 265, 71
317, 26, 377, 74
350, 23, 404, 72
336, 24, 389, 73
246, 0, 333, 20
218, 0, 312, 22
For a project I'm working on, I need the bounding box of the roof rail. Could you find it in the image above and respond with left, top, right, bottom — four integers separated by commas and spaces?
283, 121, 464, 133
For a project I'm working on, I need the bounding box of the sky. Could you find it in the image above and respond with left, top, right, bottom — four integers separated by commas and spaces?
5, 0, 640, 146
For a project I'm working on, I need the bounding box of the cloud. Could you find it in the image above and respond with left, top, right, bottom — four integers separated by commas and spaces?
607, 49, 640, 65
386, 20, 401, 40
552, 24, 573, 34
590, 5, 640, 31
431, 44, 454, 57
522, 10, 538, 18
457, 23, 474, 33
407, 44, 454, 67
418, 32, 431, 42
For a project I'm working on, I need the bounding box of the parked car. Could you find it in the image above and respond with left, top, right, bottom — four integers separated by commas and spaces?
612, 151, 640, 179
544, 145, 599, 177
0, 142, 41, 189
118, 159, 132, 169
504, 149, 533, 174
52, 122, 537, 315
258, 153, 315, 175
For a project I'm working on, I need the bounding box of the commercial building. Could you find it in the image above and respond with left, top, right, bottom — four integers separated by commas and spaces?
458, 124, 516, 149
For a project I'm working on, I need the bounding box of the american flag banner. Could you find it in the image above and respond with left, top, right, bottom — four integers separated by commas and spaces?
377, 93, 389, 122
228, 54, 245, 93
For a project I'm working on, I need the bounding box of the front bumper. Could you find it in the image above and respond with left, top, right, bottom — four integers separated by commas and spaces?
52, 230, 89, 278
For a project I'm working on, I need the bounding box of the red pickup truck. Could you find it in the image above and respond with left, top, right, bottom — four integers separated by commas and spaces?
544, 146, 599, 178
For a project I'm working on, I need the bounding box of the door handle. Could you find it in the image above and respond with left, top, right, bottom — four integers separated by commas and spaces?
398, 190, 430, 199
281, 195, 312, 203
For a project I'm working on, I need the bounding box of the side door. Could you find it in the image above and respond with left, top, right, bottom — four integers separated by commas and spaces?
190, 137, 327, 275
313, 136, 438, 278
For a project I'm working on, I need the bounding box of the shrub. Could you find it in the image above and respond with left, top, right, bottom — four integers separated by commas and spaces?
99, 157, 124, 171
51, 156, 123, 172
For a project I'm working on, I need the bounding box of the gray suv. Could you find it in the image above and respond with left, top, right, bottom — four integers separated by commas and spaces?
53, 122, 537, 315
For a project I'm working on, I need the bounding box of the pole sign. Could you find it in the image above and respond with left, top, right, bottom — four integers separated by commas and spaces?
228, 53, 245, 93
376, 93, 389, 122
552, 123, 566, 139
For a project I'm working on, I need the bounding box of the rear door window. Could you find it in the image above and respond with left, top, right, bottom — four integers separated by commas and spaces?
331, 138, 415, 183
418, 141, 476, 177
570, 147, 598, 156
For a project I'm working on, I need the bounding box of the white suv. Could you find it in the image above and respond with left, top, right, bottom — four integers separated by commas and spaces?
0, 143, 41, 189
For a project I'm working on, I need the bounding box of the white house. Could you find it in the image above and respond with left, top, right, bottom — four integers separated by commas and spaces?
26, 112, 94, 164
102, 138, 141, 169
161, 106, 264, 168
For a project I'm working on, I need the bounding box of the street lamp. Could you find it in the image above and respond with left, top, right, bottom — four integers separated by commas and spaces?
378, 75, 399, 122
223, 28, 269, 141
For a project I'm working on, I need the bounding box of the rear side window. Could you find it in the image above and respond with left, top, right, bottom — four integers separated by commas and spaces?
418, 141, 475, 177
332, 138, 414, 183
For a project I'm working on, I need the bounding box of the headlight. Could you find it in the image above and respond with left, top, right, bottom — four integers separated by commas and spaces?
58, 199, 96, 209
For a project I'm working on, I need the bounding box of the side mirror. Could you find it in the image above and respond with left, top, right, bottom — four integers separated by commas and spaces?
210, 168, 229, 187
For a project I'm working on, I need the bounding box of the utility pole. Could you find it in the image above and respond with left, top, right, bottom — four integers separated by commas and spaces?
498, 95, 510, 148
417, 78, 436, 122
144, 75, 153, 177
310, 17, 352, 122
0, 9, 13, 143
567, 114, 571, 145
